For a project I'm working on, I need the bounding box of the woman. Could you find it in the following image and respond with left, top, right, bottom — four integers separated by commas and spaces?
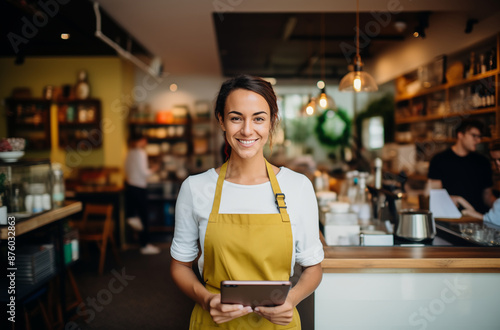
124, 136, 160, 254
459, 139, 500, 225
170, 75, 324, 329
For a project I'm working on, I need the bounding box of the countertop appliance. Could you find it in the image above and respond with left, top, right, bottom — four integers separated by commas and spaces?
395, 209, 436, 241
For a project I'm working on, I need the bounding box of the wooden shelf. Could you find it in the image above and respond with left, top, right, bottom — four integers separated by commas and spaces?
395, 107, 498, 124
395, 69, 500, 102
5, 98, 52, 150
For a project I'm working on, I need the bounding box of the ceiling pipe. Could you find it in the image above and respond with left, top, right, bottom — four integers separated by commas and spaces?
93, 1, 163, 83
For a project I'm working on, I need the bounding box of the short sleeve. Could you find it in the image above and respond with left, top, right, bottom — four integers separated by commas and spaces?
294, 177, 324, 267
170, 177, 200, 262
427, 153, 442, 180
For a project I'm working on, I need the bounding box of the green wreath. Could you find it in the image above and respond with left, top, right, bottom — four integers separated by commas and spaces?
315, 108, 351, 148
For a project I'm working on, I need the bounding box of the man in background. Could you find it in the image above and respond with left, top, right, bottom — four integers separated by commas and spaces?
457, 139, 500, 224
427, 119, 493, 214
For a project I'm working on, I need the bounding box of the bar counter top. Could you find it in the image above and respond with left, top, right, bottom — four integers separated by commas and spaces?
320, 233, 500, 273
0, 201, 82, 239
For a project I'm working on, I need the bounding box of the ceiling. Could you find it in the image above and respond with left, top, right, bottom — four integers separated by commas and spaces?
2, 0, 500, 82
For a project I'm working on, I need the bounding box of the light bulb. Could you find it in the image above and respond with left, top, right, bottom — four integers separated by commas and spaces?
319, 93, 328, 108
353, 75, 362, 92
306, 105, 314, 115
317, 80, 325, 89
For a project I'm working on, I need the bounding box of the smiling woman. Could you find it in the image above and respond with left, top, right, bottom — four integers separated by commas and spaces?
170, 75, 324, 329
214, 75, 280, 163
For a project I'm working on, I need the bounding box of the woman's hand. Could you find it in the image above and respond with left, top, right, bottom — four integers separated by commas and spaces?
253, 300, 294, 326
208, 294, 253, 324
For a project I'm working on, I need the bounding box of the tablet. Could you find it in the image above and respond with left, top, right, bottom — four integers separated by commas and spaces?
220, 280, 292, 308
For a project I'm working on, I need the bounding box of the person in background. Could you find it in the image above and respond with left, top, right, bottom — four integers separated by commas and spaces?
456, 139, 500, 225
170, 75, 324, 329
427, 119, 493, 214
125, 136, 160, 255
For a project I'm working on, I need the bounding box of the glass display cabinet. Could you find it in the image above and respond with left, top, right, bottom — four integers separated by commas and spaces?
0, 159, 53, 219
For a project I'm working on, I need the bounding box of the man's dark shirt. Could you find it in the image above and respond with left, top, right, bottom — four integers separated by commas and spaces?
428, 148, 493, 214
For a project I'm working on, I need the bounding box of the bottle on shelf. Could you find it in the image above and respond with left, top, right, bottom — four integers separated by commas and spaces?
479, 53, 486, 74
469, 52, 476, 77
351, 172, 371, 226
339, 170, 359, 203
52, 164, 65, 208
488, 48, 497, 71
463, 58, 470, 79
11, 188, 21, 213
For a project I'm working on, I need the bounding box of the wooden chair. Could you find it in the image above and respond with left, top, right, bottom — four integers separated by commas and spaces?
74, 203, 121, 275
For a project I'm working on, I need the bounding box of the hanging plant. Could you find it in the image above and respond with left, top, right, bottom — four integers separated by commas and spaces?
315, 107, 352, 148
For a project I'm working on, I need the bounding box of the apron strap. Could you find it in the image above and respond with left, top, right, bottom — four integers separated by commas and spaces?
265, 160, 290, 222
210, 160, 290, 222
210, 161, 228, 216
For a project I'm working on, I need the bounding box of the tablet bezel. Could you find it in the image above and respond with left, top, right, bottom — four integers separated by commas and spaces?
220, 280, 292, 308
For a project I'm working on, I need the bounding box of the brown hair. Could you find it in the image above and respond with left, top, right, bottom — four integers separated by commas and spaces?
454, 119, 484, 137
214, 75, 280, 156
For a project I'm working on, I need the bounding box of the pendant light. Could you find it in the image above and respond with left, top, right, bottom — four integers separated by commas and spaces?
339, 0, 378, 92
300, 94, 317, 116
316, 13, 336, 111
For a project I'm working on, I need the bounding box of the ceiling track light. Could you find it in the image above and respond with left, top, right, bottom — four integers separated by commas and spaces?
93, 2, 164, 83
339, 0, 378, 92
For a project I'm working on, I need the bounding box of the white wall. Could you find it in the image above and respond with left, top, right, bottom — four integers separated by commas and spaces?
133, 73, 224, 116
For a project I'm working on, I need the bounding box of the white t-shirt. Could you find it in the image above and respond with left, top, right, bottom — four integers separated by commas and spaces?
170, 167, 325, 276
124, 148, 150, 188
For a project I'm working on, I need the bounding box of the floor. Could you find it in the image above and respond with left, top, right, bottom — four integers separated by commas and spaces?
67, 232, 314, 329
70, 238, 195, 330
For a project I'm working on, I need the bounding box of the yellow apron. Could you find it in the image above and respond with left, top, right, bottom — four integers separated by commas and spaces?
189, 160, 300, 329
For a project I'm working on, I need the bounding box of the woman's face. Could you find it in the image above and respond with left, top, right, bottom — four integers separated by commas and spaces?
219, 89, 272, 161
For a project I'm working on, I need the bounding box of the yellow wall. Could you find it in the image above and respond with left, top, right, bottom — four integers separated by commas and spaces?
0, 57, 134, 182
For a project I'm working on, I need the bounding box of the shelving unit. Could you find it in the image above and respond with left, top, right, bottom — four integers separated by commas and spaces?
128, 117, 192, 234
5, 98, 52, 150
127, 111, 218, 234
4, 98, 103, 150
394, 33, 499, 156
57, 99, 102, 149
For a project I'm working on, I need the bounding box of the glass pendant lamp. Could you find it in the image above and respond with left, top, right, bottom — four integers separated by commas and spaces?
315, 15, 336, 111
339, 0, 378, 92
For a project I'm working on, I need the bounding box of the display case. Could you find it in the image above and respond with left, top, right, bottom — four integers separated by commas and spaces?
0, 159, 53, 220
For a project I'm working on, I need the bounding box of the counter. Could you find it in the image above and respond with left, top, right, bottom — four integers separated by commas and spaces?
0, 201, 82, 239
0, 201, 83, 326
315, 225, 500, 329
